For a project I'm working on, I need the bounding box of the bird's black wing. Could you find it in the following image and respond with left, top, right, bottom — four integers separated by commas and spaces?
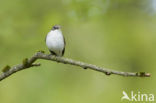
62, 36, 66, 56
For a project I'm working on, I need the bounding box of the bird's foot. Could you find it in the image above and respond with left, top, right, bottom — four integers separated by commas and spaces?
48, 54, 52, 56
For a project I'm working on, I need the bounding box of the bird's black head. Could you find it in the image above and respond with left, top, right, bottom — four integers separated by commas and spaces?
52, 25, 61, 30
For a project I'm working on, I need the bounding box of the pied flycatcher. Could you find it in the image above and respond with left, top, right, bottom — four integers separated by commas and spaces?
45, 25, 65, 56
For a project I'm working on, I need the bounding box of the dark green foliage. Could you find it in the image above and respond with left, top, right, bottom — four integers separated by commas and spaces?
37, 50, 45, 53
136, 72, 146, 77
22, 58, 29, 67
2, 65, 11, 72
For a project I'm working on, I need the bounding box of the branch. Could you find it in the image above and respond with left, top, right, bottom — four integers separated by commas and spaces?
0, 52, 151, 81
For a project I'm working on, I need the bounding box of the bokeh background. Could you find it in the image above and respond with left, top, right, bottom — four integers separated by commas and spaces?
0, 0, 156, 103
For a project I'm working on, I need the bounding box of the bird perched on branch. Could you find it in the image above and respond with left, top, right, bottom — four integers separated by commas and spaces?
45, 25, 65, 56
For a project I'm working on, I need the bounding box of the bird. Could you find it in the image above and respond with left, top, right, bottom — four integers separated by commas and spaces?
45, 25, 65, 57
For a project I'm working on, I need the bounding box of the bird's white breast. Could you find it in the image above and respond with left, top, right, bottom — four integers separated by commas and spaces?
46, 30, 64, 56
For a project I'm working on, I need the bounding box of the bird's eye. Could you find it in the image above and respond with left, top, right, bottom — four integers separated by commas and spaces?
53, 26, 58, 29
52, 25, 60, 30
53, 26, 56, 29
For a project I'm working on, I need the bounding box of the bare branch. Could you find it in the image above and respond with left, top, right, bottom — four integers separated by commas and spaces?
0, 52, 151, 81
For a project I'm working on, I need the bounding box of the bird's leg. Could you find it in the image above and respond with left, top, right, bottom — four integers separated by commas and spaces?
49, 50, 57, 56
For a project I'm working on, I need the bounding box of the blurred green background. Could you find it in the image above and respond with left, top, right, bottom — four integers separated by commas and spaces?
0, 0, 156, 103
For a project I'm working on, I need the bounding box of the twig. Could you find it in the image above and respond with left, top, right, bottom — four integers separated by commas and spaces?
0, 52, 151, 81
